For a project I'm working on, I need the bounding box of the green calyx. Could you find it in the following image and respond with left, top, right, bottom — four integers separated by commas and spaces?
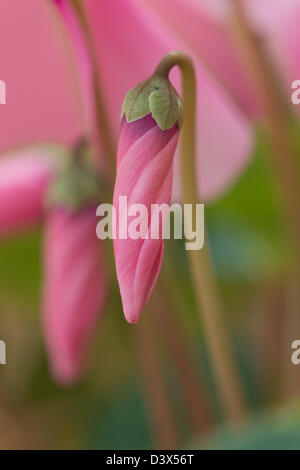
121, 74, 183, 131
46, 140, 101, 212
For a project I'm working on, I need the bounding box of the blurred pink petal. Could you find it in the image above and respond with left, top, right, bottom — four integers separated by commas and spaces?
241, 0, 300, 35
140, 0, 260, 118
0, 147, 57, 234
280, 3, 300, 82
208, 0, 300, 107
244, 0, 300, 92
113, 115, 179, 323
0, 0, 83, 152
43, 205, 108, 384
82, 0, 253, 200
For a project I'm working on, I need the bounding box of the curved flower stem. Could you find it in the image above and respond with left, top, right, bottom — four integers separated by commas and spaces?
155, 52, 247, 422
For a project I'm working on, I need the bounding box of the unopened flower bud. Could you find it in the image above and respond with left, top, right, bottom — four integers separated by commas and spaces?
114, 72, 182, 323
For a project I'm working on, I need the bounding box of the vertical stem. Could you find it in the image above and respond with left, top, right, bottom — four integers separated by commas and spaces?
230, 0, 300, 398
155, 52, 247, 422
249, 283, 284, 403
134, 319, 179, 449
230, 0, 300, 257
71, 0, 116, 177
152, 286, 214, 435
48, 2, 87, 133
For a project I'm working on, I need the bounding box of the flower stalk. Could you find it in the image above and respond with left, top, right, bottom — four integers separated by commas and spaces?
152, 285, 213, 434
229, 0, 300, 398
155, 51, 247, 422
134, 318, 179, 449
229, 0, 300, 256
70, 0, 116, 176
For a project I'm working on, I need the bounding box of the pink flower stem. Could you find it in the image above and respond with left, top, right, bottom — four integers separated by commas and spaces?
230, 0, 300, 399
71, 0, 116, 179
156, 51, 247, 423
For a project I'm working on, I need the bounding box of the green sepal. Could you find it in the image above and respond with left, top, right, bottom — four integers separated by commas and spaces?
121, 74, 182, 131
45, 141, 101, 212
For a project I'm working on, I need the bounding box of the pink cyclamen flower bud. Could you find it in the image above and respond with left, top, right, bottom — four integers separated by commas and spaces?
113, 73, 182, 324
43, 205, 107, 384
43, 141, 107, 384
0, 147, 57, 235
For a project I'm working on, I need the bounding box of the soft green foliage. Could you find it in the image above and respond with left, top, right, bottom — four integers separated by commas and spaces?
0, 229, 42, 303
200, 402, 300, 450
207, 129, 289, 281
90, 386, 152, 450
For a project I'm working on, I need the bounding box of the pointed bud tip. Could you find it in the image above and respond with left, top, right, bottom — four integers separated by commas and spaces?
50, 362, 82, 387
126, 314, 138, 325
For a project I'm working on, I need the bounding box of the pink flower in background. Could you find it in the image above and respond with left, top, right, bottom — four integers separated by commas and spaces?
154, 0, 300, 119
43, 205, 107, 384
0, 0, 83, 153
247, 0, 300, 98
0, 148, 57, 235
113, 115, 179, 324
0, 139, 108, 384
0, 0, 110, 385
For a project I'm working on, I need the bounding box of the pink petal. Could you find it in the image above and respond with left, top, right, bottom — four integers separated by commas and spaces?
83, 0, 253, 200
241, 0, 300, 35
280, 4, 300, 81
0, 0, 83, 153
113, 116, 179, 323
140, 0, 260, 118
43, 206, 108, 385
0, 147, 57, 234
245, 0, 300, 91
236, 1, 300, 118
